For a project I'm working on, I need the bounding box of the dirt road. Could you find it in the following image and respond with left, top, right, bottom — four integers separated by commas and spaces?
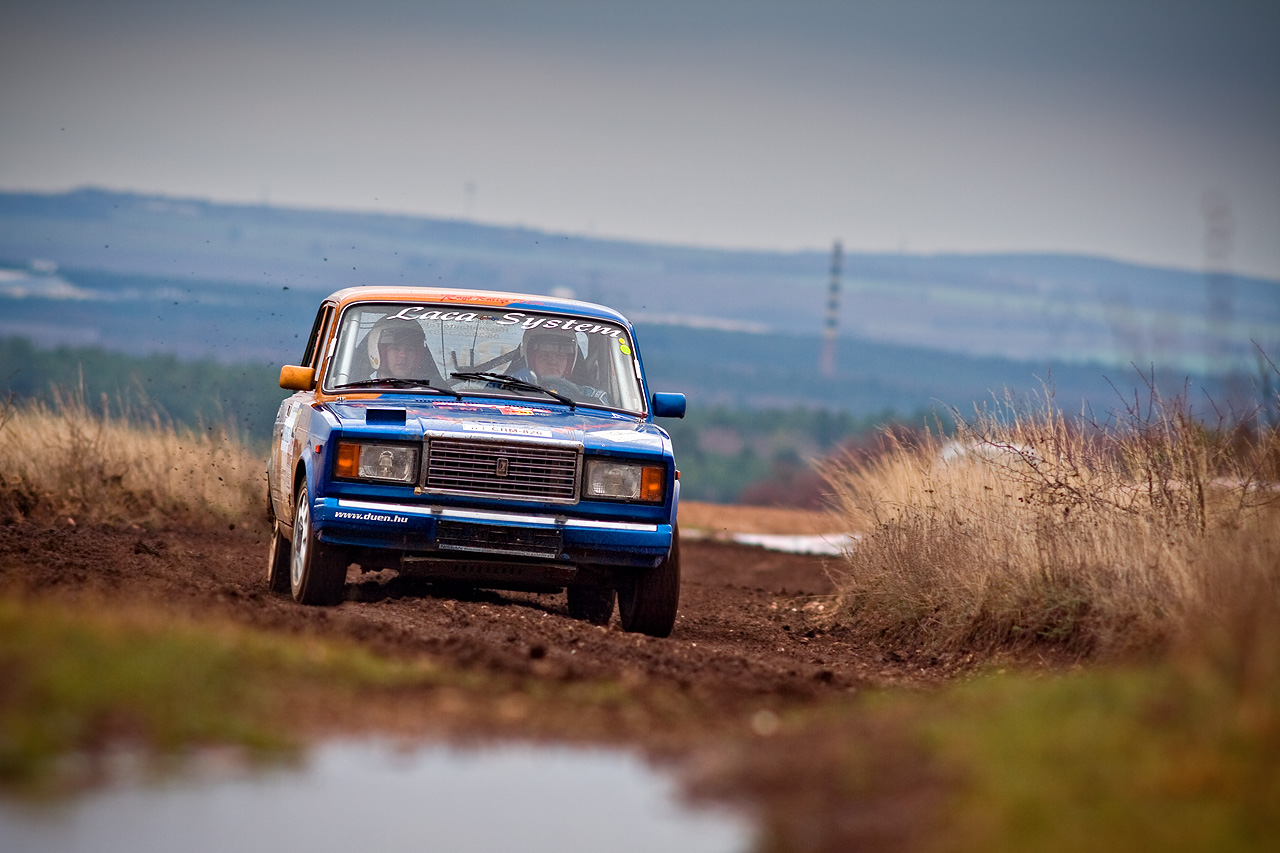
0, 517, 952, 851
0, 520, 938, 695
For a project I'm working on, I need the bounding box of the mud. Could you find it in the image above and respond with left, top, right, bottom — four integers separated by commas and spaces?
0, 518, 956, 851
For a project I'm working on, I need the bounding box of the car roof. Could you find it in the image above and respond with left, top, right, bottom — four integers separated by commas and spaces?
325, 286, 632, 327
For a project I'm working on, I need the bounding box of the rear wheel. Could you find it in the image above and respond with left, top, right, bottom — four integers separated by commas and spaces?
567, 584, 616, 626
290, 484, 348, 606
618, 530, 680, 637
266, 520, 291, 594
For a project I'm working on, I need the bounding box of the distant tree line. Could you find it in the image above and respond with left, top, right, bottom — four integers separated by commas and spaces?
665, 404, 946, 506
1, 336, 944, 504
0, 337, 285, 449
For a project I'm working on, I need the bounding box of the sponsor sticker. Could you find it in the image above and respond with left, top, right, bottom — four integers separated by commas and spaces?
334, 510, 409, 524
462, 423, 554, 438
430, 402, 502, 413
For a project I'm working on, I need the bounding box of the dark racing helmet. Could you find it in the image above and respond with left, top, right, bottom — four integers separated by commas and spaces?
367, 317, 426, 374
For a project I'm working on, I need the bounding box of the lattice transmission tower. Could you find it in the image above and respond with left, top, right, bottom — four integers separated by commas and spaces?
819, 240, 842, 378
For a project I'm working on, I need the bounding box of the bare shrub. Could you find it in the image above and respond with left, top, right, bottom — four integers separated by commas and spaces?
825, 384, 1280, 662
0, 385, 264, 527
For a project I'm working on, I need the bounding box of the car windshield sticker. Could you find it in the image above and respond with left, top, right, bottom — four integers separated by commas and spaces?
619, 342, 632, 355
383, 307, 624, 339
461, 423, 554, 438
387, 308, 483, 322
494, 313, 624, 337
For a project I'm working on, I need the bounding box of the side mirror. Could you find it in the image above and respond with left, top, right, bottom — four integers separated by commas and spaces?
651, 392, 686, 419
279, 365, 316, 392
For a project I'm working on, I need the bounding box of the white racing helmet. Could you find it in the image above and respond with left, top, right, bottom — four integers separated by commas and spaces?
523, 327, 580, 374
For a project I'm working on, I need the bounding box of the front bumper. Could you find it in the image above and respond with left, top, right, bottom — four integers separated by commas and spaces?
312, 497, 673, 568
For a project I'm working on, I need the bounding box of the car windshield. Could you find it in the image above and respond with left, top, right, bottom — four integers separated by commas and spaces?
324, 302, 647, 415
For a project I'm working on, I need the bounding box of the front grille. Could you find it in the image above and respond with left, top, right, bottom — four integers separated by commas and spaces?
435, 521, 563, 558
424, 438, 579, 502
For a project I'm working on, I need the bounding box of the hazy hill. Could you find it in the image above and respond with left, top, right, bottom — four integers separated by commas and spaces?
1, 188, 1275, 418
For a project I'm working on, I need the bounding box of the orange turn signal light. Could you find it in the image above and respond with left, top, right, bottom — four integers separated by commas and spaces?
641, 466, 665, 502
335, 442, 361, 479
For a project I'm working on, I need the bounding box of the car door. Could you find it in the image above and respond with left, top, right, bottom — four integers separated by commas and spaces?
270, 303, 335, 523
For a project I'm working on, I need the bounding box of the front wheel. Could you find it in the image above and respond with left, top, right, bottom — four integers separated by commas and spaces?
266, 520, 291, 594
618, 530, 680, 637
289, 484, 349, 606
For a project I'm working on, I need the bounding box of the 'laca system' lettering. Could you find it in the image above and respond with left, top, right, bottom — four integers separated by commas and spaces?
496, 312, 623, 337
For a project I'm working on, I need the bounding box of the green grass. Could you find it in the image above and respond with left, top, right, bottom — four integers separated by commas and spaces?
898, 662, 1280, 852
0, 594, 709, 794
0, 598, 440, 791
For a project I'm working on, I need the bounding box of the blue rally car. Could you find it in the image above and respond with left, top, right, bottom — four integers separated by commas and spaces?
266, 287, 686, 637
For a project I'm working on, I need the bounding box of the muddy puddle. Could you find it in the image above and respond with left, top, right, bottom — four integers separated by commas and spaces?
0, 740, 751, 852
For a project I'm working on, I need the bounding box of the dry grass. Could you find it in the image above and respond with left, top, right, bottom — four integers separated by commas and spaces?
0, 388, 265, 527
825, 387, 1280, 662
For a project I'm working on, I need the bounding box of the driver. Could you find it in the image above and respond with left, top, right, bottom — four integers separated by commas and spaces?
367, 318, 436, 381
524, 329, 578, 381
517, 328, 608, 404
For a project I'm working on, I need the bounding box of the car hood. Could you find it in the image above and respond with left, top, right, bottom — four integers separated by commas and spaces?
325, 398, 671, 456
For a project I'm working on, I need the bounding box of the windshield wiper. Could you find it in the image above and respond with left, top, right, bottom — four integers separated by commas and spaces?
450, 371, 576, 409
332, 378, 459, 398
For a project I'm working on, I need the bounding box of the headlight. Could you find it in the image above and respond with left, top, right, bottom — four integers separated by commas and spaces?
335, 442, 419, 483
584, 459, 665, 502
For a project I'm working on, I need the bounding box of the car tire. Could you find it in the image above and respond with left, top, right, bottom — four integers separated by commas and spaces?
289, 484, 348, 606
266, 520, 291, 594
567, 584, 616, 626
617, 528, 680, 638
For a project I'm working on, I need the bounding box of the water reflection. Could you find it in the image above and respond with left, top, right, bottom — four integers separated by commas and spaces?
0, 740, 750, 853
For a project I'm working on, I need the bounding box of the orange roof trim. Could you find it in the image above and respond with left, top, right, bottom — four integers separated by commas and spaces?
423, 293, 521, 306
329, 286, 524, 308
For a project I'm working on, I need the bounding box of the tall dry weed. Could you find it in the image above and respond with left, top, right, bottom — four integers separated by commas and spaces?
825, 385, 1280, 662
0, 386, 264, 527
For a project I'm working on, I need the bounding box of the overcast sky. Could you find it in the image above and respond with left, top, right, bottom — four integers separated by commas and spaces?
3, 1, 1278, 278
